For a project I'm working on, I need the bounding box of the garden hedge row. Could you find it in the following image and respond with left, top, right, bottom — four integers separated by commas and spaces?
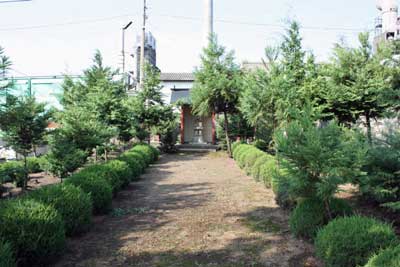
0, 143, 159, 266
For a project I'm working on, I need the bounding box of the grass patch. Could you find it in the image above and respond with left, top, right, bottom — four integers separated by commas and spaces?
241, 216, 281, 233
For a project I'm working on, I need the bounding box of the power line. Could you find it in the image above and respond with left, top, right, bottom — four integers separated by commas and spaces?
0, 14, 135, 32
0, 0, 32, 4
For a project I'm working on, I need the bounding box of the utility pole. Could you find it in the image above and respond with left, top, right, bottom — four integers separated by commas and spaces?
139, 0, 147, 87
122, 21, 133, 75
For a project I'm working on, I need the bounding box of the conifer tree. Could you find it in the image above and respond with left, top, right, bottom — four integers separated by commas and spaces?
191, 35, 242, 157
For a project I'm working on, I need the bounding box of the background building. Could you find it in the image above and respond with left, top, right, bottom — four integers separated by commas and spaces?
135, 32, 157, 83
374, 0, 400, 49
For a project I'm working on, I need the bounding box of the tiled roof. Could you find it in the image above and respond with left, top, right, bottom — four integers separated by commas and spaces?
160, 73, 195, 81
170, 89, 190, 104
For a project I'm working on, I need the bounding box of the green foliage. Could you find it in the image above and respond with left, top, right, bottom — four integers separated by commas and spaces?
44, 130, 88, 179
275, 107, 366, 210
0, 46, 13, 97
191, 34, 242, 157
360, 128, 400, 205
132, 144, 158, 165
0, 239, 16, 267
216, 113, 254, 149
315, 216, 398, 267
0, 161, 25, 184
0, 95, 51, 189
66, 171, 113, 215
0, 199, 65, 267
251, 154, 274, 182
118, 152, 145, 179
103, 160, 133, 187
252, 139, 268, 151
259, 158, 278, 188
289, 198, 352, 240
271, 168, 296, 209
26, 184, 92, 236
365, 245, 400, 267
26, 157, 45, 173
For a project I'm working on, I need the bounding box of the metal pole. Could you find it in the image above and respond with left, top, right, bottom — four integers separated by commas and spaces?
140, 0, 147, 87
122, 29, 126, 74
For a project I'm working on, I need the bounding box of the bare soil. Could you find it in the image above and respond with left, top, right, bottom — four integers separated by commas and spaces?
55, 152, 315, 267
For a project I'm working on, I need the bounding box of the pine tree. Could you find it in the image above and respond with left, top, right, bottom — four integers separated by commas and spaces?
191, 35, 242, 157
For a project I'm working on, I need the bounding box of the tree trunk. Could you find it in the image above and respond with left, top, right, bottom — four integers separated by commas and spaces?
223, 111, 232, 158
23, 154, 28, 191
104, 149, 108, 162
366, 112, 372, 145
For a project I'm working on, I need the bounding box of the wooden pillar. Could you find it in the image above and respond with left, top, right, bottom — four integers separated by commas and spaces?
212, 112, 216, 145
180, 106, 185, 144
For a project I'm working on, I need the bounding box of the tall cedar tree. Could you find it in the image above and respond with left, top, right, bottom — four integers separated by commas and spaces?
191, 35, 242, 157
131, 63, 171, 142
326, 33, 395, 142
0, 46, 12, 94
62, 51, 131, 143
0, 95, 51, 189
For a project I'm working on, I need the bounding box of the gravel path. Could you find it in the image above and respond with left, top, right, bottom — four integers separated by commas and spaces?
55, 152, 313, 267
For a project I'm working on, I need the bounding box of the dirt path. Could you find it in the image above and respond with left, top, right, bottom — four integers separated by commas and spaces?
55, 152, 313, 267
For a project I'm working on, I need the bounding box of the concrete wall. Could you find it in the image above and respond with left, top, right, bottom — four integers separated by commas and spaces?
183, 106, 212, 144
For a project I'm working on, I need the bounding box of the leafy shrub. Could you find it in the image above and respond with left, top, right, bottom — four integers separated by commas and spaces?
103, 160, 133, 187
0, 161, 25, 184
232, 144, 249, 160
253, 139, 268, 151
237, 145, 254, 169
231, 141, 243, 153
251, 154, 273, 181
26, 157, 44, 173
118, 151, 146, 178
66, 171, 113, 214
275, 110, 366, 214
365, 245, 400, 267
243, 148, 265, 174
0, 239, 16, 267
289, 198, 352, 239
315, 216, 398, 267
360, 129, 400, 205
82, 164, 123, 195
132, 144, 157, 165
26, 184, 92, 236
259, 158, 277, 188
0, 199, 66, 266
270, 166, 296, 209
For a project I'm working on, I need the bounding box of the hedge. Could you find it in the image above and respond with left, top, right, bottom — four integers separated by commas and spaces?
315, 216, 398, 267
365, 245, 400, 267
26, 157, 45, 173
0, 161, 25, 184
66, 170, 113, 215
131, 144, 157, 165
26, 183, 92, 236
251, 154, 274, 182
0, 199, 66, 267
289, 198, 353, 240
0, 239, 16, 267
118, 151, 146, 178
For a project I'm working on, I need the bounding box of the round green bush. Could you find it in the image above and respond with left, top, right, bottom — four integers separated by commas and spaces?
243, 149, 265, 174
66, 172, 113, 214
0, 199, 65, 267
237, 146, 254, 168
0, 239, 16, 267
26, 184, 92, 236
26, 157, 44, 173
259, 159, 278, 188
132, 144, 155, 165
250, 155, 271, 181
81, 164, 123, 195
315, 216, 398, 267
0, 161, 25, 183
148, 145, 160, 161
103, 160, 133, 187
121, 151, 146, 173
233, 144, 250, 160
231, 141, 243, 153
271, 169, 296, 210
365, 245, 400, 267
289, 198, 353, 240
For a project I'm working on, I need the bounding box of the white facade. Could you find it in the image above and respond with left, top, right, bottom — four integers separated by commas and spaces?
376, 0, 400, 40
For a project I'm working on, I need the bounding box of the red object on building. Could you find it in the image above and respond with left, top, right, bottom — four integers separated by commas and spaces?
212, 112, 216, 144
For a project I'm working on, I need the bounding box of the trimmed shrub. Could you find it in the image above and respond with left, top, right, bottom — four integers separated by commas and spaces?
66, 171, 113, 214
253, 139, 268, 151
259, 159, 277, 188
231, 141, 243, 153
104, 160, 133, 187
26, 184, 92, 236
121, 151, 146, 174
251, 154, 273, 181
148, 145, 160, 161
0, 239, 16, 267
26, 157, 44, 173
271, 168, 296, 209
365, 245, 400, 267
289, 198, 353, 240
315, 216, 398, 267
132, 144, 155, 165
81, 164, 123, 195
233, 144, 250, 160
0, 161, 25, 183
237, 146, 254, 168
0, 199, 65, 266
243, 149, 265, 174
